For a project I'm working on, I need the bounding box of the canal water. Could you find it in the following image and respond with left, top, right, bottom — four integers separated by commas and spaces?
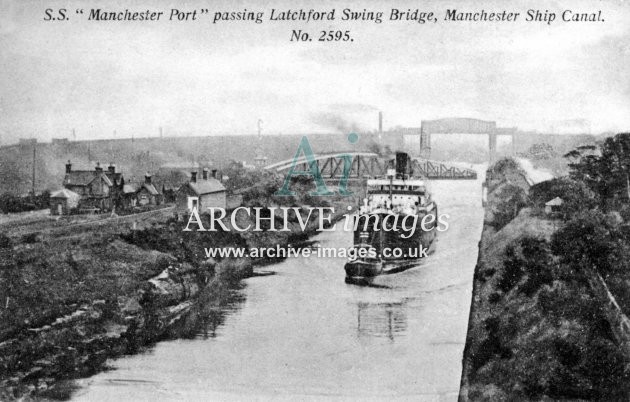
74, 178, 485, 401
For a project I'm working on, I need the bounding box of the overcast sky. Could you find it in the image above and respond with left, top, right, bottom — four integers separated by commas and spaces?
1, 0, 629, 143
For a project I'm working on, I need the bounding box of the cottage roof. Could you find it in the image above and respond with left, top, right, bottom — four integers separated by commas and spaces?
64, 171, 96, 186
105, 171, 123, 184
50, 188, 80, 199
138, 183, 160, 195
64, 171, 113, 187
122, 184, 138, 194
545, 197, 564, 206
187, 178, 225, 195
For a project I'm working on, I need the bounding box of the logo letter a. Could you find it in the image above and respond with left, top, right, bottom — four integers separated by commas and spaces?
274, 136, 334, 196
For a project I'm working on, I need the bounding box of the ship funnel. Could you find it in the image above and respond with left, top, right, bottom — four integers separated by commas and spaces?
395, 152, 413, 179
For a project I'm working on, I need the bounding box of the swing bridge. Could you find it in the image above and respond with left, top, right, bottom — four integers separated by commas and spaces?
262, 118, 524, 180
265, 152, 477, 181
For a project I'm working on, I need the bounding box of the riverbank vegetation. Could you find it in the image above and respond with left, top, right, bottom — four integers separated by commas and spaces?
461, 133, 630, 400
0, 167, 357, 400
0, 192, 50, 214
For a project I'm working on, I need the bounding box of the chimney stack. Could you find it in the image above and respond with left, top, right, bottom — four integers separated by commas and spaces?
395, 152, 412, 179
145, 173, 152, 184
378, 112, 383, 140
95, 162, 103, 173
191, 171, 197, 183
65, 160, 72, 174
108, 163, 116, 174
202, 168, 209, 180
211, 169, 217, 179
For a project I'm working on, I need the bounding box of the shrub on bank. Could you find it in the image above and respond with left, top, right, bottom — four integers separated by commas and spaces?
551, 210, 630, 276
529, 177, 598, 219
0, 191, 50, 214
0, 233, 11, 249
469, 221, 630, 400
215, 258, 253, 283
467, 139, 630, 400
490, 184, 528, 230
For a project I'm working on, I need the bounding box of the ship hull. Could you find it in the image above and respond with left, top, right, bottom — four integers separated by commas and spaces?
344, 208, 437, 282
344, 259, 426, 285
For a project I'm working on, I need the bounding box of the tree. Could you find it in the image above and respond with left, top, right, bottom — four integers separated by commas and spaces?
529, 177, 598, 219
566, 133, 630, 204
526, 143, 557, 160
0, 192, 20, 213
492, 184, 528, 229
551, 210, 630, 275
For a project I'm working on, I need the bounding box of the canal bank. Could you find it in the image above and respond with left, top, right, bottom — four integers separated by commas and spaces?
72, 178, 485, 401
458, 159, 554, 400
458, 157, 630, 400
0, 194, 351, 400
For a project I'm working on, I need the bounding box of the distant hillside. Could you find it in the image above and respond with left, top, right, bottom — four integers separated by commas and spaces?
0, 131, 598, 195
0, 133, 381, 195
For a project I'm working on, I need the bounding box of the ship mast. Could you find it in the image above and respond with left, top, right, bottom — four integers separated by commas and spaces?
388, 170, 394, 209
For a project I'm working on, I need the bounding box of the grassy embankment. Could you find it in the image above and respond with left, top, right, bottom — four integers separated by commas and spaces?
460, 157, 630, 400
0, 172, 359, 400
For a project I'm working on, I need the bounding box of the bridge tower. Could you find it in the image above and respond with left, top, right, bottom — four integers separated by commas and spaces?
421, 118, 504, 163
488, 132, 497, 163
419, 128, 431, 159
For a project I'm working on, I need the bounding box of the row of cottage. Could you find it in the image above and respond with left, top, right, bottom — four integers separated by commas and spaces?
50, 161, 226, 215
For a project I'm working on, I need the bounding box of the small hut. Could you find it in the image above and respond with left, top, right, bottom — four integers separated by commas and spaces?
50, 189, 80, 215
176, 169, 226, 212
544, 197, 564, 215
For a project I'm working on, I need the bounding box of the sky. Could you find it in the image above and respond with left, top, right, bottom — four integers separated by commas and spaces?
1, 0, 629, 143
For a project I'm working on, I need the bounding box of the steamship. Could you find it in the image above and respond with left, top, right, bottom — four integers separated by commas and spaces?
344, 152, 437, 283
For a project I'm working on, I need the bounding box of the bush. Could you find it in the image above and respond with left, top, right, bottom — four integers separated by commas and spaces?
470, 316, 512, 374
492, 184, 528, 229
551, 210, 630, 275
0, 234, 11, 249
529, 177, 598, 219
215, 258, 252, 283
518, 237, 554, 296
497, 245, 524, 293
488, 292, 501, 303
21, 232, 41, 244
496, 237, 554, 296
489, 158, 522, 177
0, 191, 50, 214
525, 143, 557, 160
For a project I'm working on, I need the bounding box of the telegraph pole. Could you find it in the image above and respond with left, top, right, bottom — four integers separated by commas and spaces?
254, 119, 267, 168
31, 146, 36, 197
